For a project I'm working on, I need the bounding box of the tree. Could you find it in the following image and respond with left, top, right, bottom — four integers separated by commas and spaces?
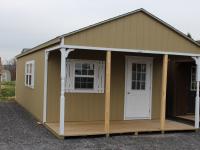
3, 58, 16, 81
0, 57, 2, 94
187, 33, 192, 39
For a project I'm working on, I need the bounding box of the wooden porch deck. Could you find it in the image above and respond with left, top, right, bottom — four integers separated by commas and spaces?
45, 119, 195, 138
177, 115, 196, 121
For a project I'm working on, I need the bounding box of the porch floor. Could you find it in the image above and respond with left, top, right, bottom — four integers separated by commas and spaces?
177, 115, 196, 121
45, 119, 195, 137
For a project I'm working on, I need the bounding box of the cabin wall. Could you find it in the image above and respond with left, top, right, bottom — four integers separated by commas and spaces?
16, 50, 45, 121
46, 50, 162, 122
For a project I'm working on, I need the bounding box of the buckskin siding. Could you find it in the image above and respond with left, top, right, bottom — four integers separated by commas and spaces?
16, 50, 45, 121
46, 50, 162, 122
64, 12, 200, 54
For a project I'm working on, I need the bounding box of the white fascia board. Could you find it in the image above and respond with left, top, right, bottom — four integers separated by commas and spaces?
45, 44, 200, 57
63, 45, 200, 57
46, 46, 62, 52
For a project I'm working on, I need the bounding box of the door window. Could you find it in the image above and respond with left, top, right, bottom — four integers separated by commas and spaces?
132, 63, 146, 90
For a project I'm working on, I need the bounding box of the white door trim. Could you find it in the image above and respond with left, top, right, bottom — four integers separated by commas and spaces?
124, 56, 153, 120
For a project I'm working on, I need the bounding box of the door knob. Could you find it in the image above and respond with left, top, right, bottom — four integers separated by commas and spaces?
127, 92, 130, 94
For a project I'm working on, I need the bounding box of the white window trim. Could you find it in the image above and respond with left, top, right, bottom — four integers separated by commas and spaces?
25, 60, 35, 89
191, 66, 196, 91
65, 59, 105, 93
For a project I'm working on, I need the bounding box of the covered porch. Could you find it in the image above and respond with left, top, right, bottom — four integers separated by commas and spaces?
42, 38, 200, 138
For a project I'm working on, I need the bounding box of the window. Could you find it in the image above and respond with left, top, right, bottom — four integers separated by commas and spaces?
25, 60, 35, 88
65, 59, 105, 93
74, 63, 94, 89
191, 66, 196, 91
132, 63, 146, 90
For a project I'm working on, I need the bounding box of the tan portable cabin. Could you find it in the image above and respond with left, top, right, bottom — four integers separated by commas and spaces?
16, 9, 200, 138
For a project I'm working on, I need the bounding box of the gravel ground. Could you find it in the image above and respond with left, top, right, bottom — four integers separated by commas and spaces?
1, 101, 200, 150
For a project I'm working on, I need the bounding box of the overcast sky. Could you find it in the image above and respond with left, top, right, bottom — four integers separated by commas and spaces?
0, 0, 200, 62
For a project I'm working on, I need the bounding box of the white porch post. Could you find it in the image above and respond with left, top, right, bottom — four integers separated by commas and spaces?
196, 80, 200, 128
59, 47, 74, 135
192, 57, 200, 129
59, 48, 66, 135
43, 50, 49, 123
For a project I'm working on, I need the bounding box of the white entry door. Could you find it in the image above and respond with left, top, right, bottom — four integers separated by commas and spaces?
124, 56, 153, 120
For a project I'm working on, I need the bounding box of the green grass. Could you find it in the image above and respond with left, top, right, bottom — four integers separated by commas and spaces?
0, 81, 15, 101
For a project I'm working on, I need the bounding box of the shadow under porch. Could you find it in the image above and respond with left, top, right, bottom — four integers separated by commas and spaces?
166, 56, 198, 124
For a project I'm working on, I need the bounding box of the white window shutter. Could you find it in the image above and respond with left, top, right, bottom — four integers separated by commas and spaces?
97, 61, 105, 93
24, 64, 27, 86
65, 60, 74, 92
32, 61, 35, 88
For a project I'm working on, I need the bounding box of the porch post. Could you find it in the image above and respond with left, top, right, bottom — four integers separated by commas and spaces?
105, 51, 111, 137
192, 57, 200, 129
195, 80, 200, 129
59, 48, 66, 135
43, 50, 49, 123
160, 54, 168, 132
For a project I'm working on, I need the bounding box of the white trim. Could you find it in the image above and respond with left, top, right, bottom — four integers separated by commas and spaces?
65, 59, 105, 93
43, 51, 49, 123
59, 48, 66, 135
124, 56, 153, 120
46, 46, 61, 52
190, 66, 196, 91
63, 45, 200, 57
192, 56, 200, 128
43, 48, 74, 124
59, 48, 74, 135
24, 60, 35, 89
45, 45, 200, 57
61, 37, 64, 47
124, 57, 128, 120
65, 49, 74, 57
195, 81, 199, 128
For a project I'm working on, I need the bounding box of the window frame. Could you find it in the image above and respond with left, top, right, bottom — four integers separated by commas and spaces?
191, 66, 197, 91
65, 59, 104, 93
25, 60, 35, 89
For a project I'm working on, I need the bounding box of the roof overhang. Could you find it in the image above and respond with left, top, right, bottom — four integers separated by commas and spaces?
46, 44, 200, 57
16, 37, 61, 59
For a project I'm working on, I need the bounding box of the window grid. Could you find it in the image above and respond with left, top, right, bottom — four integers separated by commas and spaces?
25, 61, 34, 88
65, 59, 105, 93
74, 63, 95, 89
191, 66, 197, 91
132, 63, 146, 90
